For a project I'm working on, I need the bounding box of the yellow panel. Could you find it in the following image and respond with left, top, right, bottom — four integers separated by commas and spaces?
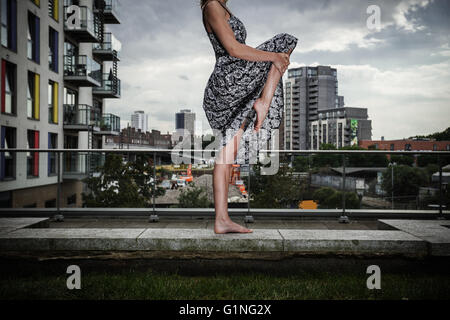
53, 82, 58, 123
54, 0, 59, 21
34, 74, 40, 120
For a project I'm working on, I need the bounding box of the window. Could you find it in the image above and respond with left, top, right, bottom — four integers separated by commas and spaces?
48, 0, 59, 21
27, 129, 40, 177
0, 126, 16, 180
27, 71, 40, 120
45, 199, 56, 208
1, 0, 17, 51
390, 143, 395, 151
48, 133, 57, 175
433, 144, 437, 151
27, 11, 40, 63
405, 144, 412, 151
48, 80, 58, 124
1, 59, 16, 115
67, 194, 76, 206
48, 27, 58, 72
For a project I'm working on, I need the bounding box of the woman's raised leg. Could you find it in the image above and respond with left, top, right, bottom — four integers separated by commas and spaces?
254, 47, 294, 132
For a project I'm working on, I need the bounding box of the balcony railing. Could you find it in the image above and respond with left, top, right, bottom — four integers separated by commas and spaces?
63, 104, 101, 129
64, 5, 101, 42
0, 148, 448, 223
64, 55, 102, 87
93, 73, 121, 98
94, 0, 121, 24
96, 113, 121, 134
63, 152, 105, 179
93, 32, 121, 61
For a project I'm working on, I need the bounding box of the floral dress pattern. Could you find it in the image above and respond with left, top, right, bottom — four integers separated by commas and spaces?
202, 1, 298, 164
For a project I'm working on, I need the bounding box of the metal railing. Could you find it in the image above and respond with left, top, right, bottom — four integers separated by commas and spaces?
0, 148, 448, 222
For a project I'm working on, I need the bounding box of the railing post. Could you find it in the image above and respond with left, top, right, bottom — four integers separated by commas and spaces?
149, 151, 159, 222
54, 151, 64, 222
244, 163, 254, 223
339, 153, 349, 223
438, 154, 444, 219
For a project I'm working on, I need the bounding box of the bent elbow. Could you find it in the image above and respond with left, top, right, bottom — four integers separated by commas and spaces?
227, 45, 240, 58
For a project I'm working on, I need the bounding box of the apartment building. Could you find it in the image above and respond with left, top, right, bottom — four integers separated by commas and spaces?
0, 0, 122, 208
283, 66, 345, 150
309, 107, 372, 150
131, 110, 148, 133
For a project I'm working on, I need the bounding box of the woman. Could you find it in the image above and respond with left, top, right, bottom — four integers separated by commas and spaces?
201, 0, 298, 233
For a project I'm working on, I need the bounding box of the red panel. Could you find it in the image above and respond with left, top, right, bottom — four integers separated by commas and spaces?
34, 131, 39, 176
1, 60, 5, 113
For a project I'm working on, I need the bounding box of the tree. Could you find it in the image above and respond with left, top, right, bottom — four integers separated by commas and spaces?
177, 182, 212, 208
82, 153, 165, 208
312, 187, 360, 209
248, 163, 309, 208
381, 165, 428, 198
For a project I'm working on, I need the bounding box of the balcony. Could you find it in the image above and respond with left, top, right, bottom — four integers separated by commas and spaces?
63, 104, 101, 131
63, 152, 104, 180
93, 33, 121, 61
93, 73, 121, 98
64, 55, 102, 87
94, 0, 121, 24
94, 113, 121, 135
64, 6, 101, 42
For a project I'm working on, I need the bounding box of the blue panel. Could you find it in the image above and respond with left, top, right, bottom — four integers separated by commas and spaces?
10, 0, 17, 52
54, 30, 58, 72
0, 126, 5, 180
35, 15, 40, 63
48, 132, 51, 176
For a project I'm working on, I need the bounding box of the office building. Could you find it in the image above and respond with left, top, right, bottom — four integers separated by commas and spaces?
131, 110, 148, 133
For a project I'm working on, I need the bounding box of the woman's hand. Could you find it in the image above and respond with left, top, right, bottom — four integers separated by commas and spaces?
272, 52, 290, 76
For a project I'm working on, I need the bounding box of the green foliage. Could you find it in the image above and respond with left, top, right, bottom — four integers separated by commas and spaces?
248, 164, 309, 208
312, 187, 360, 209
390, 154, 415, 166
82, 154, 165, 208
341, 145, 388, 167
177, 182, 212, 208
412, 127, 450, 141
381, 165, 428, 197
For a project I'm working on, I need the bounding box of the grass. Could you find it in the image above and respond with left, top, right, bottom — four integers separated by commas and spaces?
1, 266, 449, 300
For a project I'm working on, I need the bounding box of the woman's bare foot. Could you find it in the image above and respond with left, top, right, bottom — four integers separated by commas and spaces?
214, 217, 253, 234
253, 98, 270, 132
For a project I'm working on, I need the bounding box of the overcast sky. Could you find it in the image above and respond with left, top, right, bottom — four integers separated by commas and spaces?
105, 0, 450, 140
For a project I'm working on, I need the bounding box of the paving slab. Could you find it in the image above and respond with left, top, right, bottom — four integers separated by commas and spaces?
137, 228, 283, 252
0, 228, 145, 251
278, 229, 427, 256
0, 218, 50, 229
378, 220, 450, 256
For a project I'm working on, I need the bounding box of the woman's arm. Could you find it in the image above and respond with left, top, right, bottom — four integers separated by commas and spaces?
204, 2, 289, 72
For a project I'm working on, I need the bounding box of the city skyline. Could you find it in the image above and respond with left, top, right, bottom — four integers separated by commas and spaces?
105, 0, 450, 140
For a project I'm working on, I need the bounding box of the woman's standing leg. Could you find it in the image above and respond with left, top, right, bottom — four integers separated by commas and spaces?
213, 121, 253, 234
254, 47, 294, 132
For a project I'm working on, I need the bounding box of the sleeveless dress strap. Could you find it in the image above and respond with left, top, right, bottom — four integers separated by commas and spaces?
201, 0, 233, 33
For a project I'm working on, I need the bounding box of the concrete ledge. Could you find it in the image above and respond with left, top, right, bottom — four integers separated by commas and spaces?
279, 229, 426, 256
378, 220, 450, 256
0, 227, 428, 257
0, 218, 49, 235
137, 228, 283, 252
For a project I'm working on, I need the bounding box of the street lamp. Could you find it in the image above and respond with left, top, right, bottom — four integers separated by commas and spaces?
388, 162, 397, 209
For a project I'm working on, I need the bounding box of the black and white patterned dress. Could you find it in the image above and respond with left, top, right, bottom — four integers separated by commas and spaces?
201, 1, 298, 164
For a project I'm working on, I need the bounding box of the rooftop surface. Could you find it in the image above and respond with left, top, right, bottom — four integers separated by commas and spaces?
0, 218, 449, 258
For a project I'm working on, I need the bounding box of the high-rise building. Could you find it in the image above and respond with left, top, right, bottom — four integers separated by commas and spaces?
283, 66, 345, 150
0, 0, 122, 208
131, 110, 148, 133
309, 107, 372, 150
173, 109, 195, 144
